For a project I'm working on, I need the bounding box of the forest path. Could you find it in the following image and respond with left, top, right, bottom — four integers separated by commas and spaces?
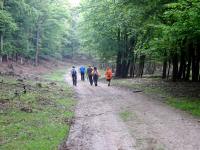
64, 73, 200, 150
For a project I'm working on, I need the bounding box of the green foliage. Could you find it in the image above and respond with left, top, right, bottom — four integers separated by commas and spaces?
0, 10, 17, 32
0, 0, 78, 62
78, 0, 122, 61
78, 0, 200, 80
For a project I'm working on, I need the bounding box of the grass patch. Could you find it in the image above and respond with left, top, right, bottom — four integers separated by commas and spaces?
43, 69, 67, 82
167, 98, 200, 116
0, 70, 75, 150
119, 110, 134, 121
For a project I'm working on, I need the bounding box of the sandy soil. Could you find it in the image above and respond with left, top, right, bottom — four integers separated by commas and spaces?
63, 72, 200, 150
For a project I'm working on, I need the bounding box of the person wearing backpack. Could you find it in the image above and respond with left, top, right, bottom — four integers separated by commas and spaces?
92, 67, 100, 86
71, 66, 77, 86
87, 65, 93, 85
105, 67, 112, 86
80, 66, 86, 81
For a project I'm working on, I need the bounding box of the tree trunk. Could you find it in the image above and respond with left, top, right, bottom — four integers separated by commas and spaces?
197, 44, 200, 81
115, 28, 122, 77
35, 27, 40, 66
182, 61, 186, 80
122, 28, 129, 78
120, 29, 127, 78
20, 57, 23, 65
162, 50, 167, 79
167, 59, 171, 79
121, 60, 127, 78
172, 53, 178, 81
129, 35, 136, 77
178, 51, 186, 80
196, 55, 200, 81
15, 53, 18, 62
126, 61, 130, 77
162, 59, 167, 79
27, 30, 30, 53
2, 54, 8, 62
0, 33, 3, 62
0, 1, 4, 63
186, 42, 192, 81
192, 45, 200, 81
129, 49, 135, 77
130, 63, 134, 77
186, 56, 191, 81
0, 33, 3, 51
115, 51, 122, 77
138, 55, 145, 77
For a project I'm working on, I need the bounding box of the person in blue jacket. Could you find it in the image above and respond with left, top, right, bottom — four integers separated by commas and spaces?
80, 66, 86, 81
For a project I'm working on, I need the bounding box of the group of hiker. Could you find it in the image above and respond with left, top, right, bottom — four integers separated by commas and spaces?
71, 65, 112, 87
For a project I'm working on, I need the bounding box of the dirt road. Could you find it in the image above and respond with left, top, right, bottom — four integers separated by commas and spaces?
64, 74, 200, 150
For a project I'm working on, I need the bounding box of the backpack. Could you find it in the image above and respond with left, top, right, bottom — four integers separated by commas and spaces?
87, 68, 93, 75
93, 70, 99, 76
72, 69, 77, 76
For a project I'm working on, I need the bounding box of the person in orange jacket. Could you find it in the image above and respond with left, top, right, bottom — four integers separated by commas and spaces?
105, 67, 112, 86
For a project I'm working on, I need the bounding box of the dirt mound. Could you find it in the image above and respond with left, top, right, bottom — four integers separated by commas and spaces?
0, 58, 68, 78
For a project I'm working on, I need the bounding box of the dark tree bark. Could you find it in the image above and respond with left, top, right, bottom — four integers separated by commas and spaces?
178, 51, 186, 80
0, 31, 3, 63
121, 28, 129, 78
35, 26, 40, 66
192, 44, 200, 81
197, 44, 200, 81
130, 62, 134, 77
138, 55, 145, 77
2, 54, 8, 62
0, 1, 4, 63
162, 59, 167, 79
115, 28, 122, 77
182, 61, 187, 80
186, 42, 193, 81
129, 35, 136, 78
125, 60, 130, 77
15, 53, 18, 62
186, 57, 191, 81
121, 60, 127, 78
133, 54, 138, 78
167, 59, 171, 79
0, 32, 3, 53
172, 53, 178, 81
